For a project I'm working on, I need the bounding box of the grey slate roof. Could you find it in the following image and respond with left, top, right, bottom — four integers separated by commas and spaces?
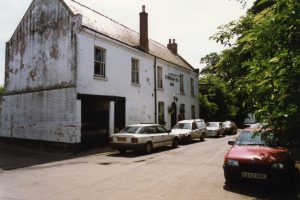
63, 0, 195, 71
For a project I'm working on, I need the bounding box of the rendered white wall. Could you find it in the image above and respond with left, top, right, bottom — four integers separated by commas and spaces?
1, 88, 80, 143
76, 30, 199, 130
77, 32, 156, 125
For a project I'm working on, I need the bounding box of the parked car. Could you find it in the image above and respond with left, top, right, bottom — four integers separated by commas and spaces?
223, 121, 237, 135
110, 124, 179, 153
223, 129, 297, 184
171, 119, 206, 143
206, 122, 225, 137
245, 123, 268, 129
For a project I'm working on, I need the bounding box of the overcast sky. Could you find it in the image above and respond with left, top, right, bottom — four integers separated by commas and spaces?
0, 0, 253, 86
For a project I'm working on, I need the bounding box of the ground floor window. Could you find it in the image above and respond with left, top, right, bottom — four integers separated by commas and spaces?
158, 102, 165, 125
178, 104, 185, 121
191, 105, 195, 119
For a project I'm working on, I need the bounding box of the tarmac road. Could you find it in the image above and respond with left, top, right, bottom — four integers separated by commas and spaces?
0, 135, 298, 200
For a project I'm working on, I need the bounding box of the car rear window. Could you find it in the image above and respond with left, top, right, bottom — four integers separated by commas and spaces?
119, 126, 141, 134
207, 122, 219, 127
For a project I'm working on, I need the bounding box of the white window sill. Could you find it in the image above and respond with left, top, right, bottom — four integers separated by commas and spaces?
93, 75, 108, 81
131, 83, 141, 87
157, 88, 164, 91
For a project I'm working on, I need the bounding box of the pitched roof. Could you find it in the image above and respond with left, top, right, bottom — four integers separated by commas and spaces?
62, 0, 195, 71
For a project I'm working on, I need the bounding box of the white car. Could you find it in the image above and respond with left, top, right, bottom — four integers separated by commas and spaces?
206, 122, 225, 137
110, 124, 179, 153
171, 119, 206, 143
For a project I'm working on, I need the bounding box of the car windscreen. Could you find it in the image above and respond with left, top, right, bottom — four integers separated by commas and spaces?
173, 123, 191, 129
223, 121, 231, 126
235, 130, 278, 146
118, 126, 141, 134
207, 122, 219, 127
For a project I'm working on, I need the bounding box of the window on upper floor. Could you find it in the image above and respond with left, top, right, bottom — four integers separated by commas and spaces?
94, 47, 106, 77
180, 74, 184, 94
157, 67, 163, 89
131, 58, 139, 84
158, 101, 165, 125
191, 78, 195, 96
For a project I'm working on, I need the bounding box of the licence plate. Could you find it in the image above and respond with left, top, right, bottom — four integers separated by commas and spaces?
241, 172, 267, 180
117, 137, 126, 142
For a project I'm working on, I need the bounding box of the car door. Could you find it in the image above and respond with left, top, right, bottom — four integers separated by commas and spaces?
145, 126, 162, 148
156, 126, 173, 146
196, 121, 205, 138
191, 122, 200, 139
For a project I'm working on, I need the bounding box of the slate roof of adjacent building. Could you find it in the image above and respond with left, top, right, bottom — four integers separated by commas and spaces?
62, 0, 195, 71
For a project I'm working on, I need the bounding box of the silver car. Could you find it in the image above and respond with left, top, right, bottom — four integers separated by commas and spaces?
206, 122, 225, 137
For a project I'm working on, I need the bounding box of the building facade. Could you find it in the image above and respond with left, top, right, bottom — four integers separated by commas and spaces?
1, 0, 199, 146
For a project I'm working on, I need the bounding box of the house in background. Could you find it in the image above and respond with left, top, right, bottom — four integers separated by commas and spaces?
1, 0, 199, 147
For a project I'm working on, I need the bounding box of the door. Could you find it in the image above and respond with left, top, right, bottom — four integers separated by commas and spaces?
170, 102, 177, 128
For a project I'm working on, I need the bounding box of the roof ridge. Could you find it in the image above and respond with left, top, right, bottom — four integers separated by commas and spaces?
70, 0, 140, 35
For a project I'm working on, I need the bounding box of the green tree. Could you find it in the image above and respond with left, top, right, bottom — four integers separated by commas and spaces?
198, 74, 236, 122
208, 0, 300, 147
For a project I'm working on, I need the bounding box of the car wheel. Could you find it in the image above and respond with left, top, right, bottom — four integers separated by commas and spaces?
200, 133, 205, 141
118, 149, 126, 154
145, 142, 153, 154
186, 135, 192, 144
172, 138, 179, 148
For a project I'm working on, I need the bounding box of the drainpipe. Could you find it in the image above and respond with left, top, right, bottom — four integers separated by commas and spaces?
154, 57, 157, 124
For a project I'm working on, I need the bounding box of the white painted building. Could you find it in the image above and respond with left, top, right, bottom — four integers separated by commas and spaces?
1, 0, 199, 146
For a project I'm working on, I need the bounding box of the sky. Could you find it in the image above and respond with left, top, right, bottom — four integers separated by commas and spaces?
0, 0, 253, 86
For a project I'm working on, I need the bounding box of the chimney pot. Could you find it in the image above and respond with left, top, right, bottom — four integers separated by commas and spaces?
142, 5, 146, 12
167, 38, 178, 55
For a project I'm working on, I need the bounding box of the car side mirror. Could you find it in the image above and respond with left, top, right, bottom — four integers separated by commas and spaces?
228, 141, 235, 145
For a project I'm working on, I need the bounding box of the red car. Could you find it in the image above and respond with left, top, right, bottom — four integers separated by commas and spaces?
223, 129, 297, 183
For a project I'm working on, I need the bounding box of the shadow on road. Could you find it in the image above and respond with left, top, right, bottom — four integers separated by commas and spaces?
107, 146, 179, 158
223, 179, 299, 200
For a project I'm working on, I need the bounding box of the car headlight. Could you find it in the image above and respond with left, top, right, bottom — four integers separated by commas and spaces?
227, 159, 239, 166
272, 163, 284, 170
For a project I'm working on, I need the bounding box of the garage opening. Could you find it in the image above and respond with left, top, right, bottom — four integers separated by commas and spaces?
78, 95, 125, 149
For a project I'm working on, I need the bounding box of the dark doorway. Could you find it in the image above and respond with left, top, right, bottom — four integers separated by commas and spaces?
170, 102, 177, 128
115, 98, 126, 133
78, 95, 126, 150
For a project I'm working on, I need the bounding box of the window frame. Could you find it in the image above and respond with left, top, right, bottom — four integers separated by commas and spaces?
158, 101, 165, 125
180, 74, 184, 94
94, 47, 106, 77
191, 105, 196, 119
131, 58, 140, 84
157, 66, 163, 89
190, 78, 195, 96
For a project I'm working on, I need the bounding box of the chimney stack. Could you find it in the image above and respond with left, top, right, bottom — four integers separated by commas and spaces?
140, 5, 149, 52
167, 39, 178, 55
